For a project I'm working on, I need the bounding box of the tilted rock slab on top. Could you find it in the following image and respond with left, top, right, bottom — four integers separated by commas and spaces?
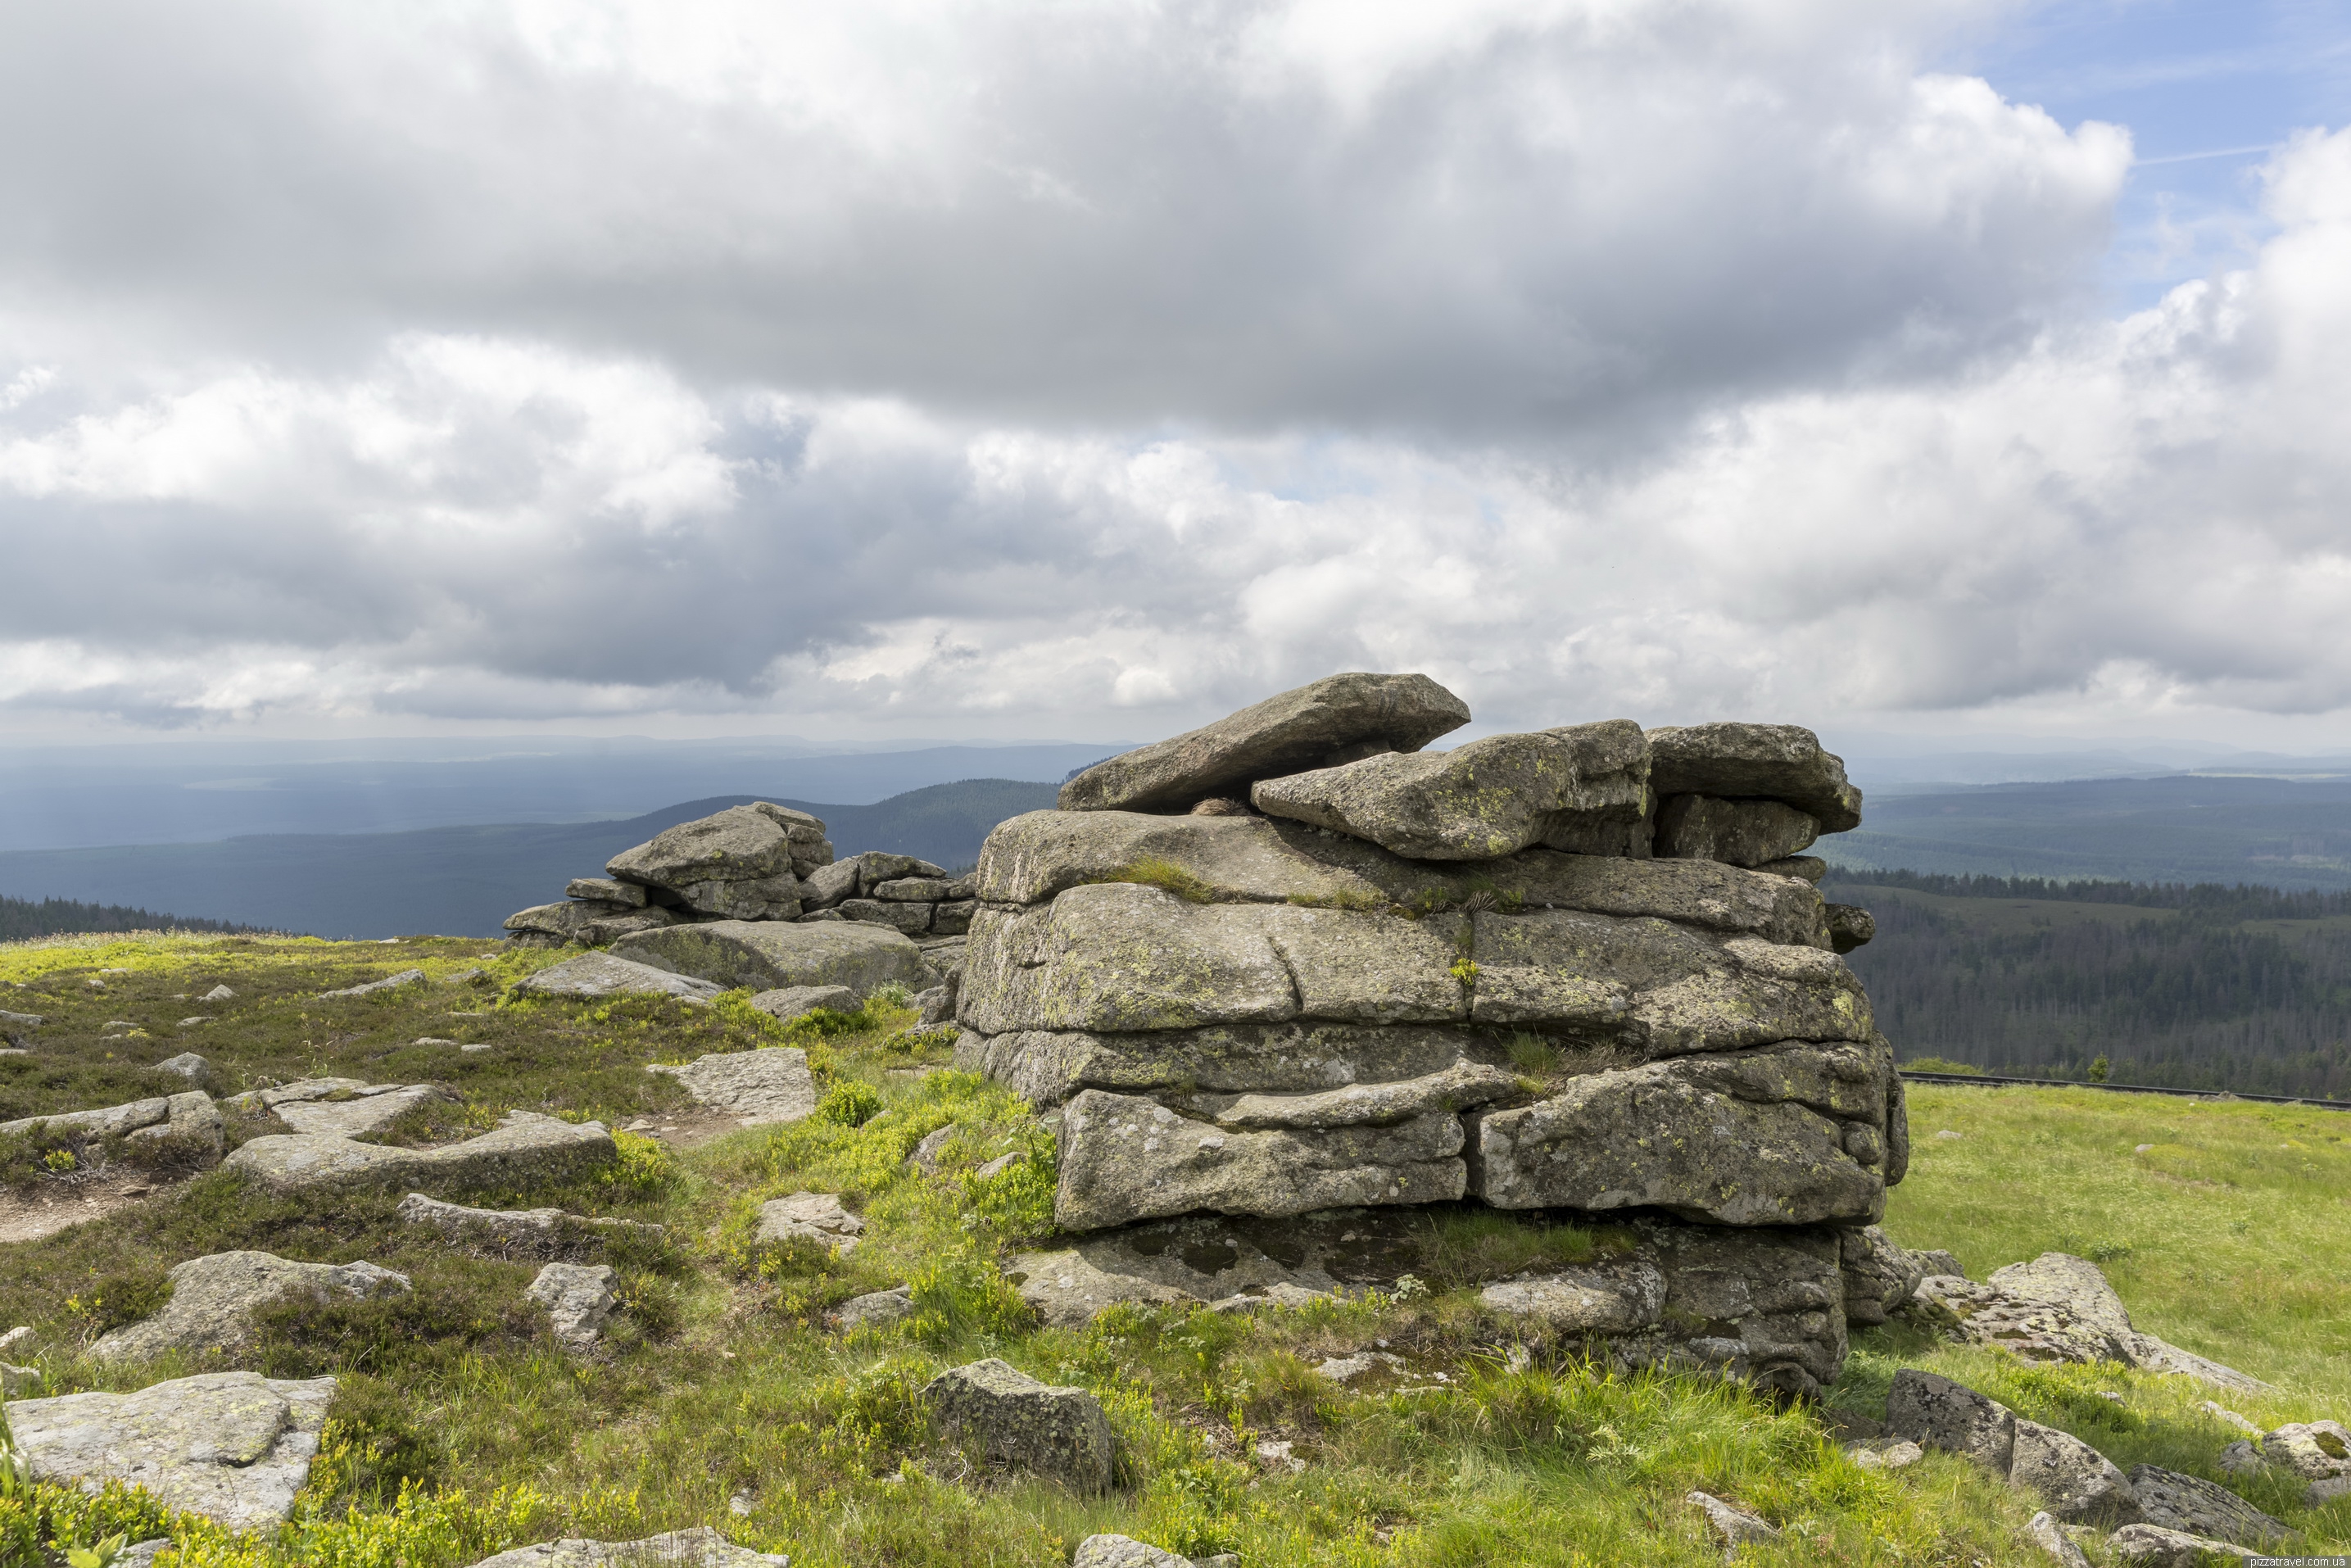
614, 918, 931, 999
605, 802, 832, 920
1647, 723, 1864, 834
1249, 720, 1651, 860
1058, 671, 1471, 813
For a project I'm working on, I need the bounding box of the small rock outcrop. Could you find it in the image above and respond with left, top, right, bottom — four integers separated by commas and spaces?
224, 1080, 448, 1138
526, 1262, 618, 1352
225, 1111, 615, 1191
614, 919, 932, 999
2106, 1523, 2261, 1564
513, 953, 727, 1005
749, 984, 854, 1022
830, 1285, 915, 1330
7, 1371, 337, 1529
1073, 1537, 1232, 1568
922, 1357, 1115, 1493
645, 1048, 817, 1124
463, 1528, 788, 1568
92, 1251, 410, 1361
1686, 1490, 1780, 1548
1918, 1253, 2268, 1391
396, 1193, 661, 1257
152, 1052, 213, 1088
1887, 1369, 2144, 1525
2125, 1466, 2286, 1545
0, 1090, 223, 1149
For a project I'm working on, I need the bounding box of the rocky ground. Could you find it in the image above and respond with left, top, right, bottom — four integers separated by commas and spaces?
0, 929, 2336, 1566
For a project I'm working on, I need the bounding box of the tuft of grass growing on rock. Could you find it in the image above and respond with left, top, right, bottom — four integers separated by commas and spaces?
1085, 859, 1221, 904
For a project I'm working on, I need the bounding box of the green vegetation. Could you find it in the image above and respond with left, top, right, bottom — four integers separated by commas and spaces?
1085, 859, 1222, 904
0, 935, 2341, 1565
1827, 872, 2351, 1097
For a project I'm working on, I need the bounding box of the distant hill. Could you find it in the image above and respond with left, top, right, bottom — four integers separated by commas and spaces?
0, 778, 1060, 940
0, 894, 264, 942
1821, 773, 2351, 891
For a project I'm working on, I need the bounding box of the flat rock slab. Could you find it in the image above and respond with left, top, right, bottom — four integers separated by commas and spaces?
646, 1048, 816, 1125
750, 985, 854, 1022
1479, 1262, 1665, 1334
0, 1090, 219, 1143
755, 1191, 863, 1253
614, 919, 930, 999
9, 1371, 337, 1529
93, 1250, 410, 1361
922, 1357, 1114, 1492
317, 968, 428, 999
261, 1083, 448, 1139
2127, 1465, 2286, 1545
831, 1285, 915, 1330
224, 1112, 616, 1191
1006, 1211, 1397, 1326
396, 1193, 662, 1257
514, 953, 724, 1005
2106, 1523, 2260, 1564
465, 1528, 788, 1568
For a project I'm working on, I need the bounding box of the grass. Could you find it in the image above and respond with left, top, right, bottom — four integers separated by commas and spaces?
0, 933, 2342, 1565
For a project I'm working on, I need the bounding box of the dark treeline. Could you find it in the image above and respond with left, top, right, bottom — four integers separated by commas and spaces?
1825, 872, 2351, 1100
0, 894, 257, 942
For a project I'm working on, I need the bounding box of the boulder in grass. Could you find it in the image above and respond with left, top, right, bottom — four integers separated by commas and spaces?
1059, 672, 1471, 813
224, 1111, 615, 1192
1073, 1539, 1199, 1568
2010, 1419, 2140, 1525
922, 1357, 1115, 1493
513, 953, 725, 1005
316, 968, 428, 999
1686, 1491, 1780, 1549
462, 1527, 788, 1568
396, 1193, 662, 1257
2125, 1466, 2286, 1546
750, 985, 854, 1023
7, 1371, 337, 1529
754, 1191, 863, 1253
92, 1251, 410, 1361
614, 918, 930, 999
2106, 1523, 2261, 1564
525, 1262, 617, 1352
1886, 1369, 2017, 1471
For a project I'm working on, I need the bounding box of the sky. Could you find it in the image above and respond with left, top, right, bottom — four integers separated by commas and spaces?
1, 0, 2349, 751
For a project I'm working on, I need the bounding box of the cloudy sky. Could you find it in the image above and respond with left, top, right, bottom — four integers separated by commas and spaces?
2, 0, 2348, 749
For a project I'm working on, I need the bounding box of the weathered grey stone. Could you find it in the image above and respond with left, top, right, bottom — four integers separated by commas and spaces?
153, 1052, 213, 1088
1072, 1537, 1194, 1568
1687, 1490, 1780, 1548
799, 858, 862, 909
839, 897, 932, 934
526, 1262, 617, 1352
0, 1009, 44, 1029
932, 901, 976, 936
922, 1357, 1115, 1492
512, 953, 724, 1005
1646, 723, 1864, 833
1054, 1088, 1465, 1230
958, 1022, 1512, 1112
463, 1527, 787, 1568
1481, 1261, 1665, 1333
1655, 795, 1820, 866
1840, 1224, 1923, 1326
316, 968, 428, 999
1061, 672, 1471, 813
2260, 1420, 2351, 1483
1211, 1060, 1520, 1130
914, 980, 957, 1026
1826, 904, 1875, 954
503, 900, 635, 945
91, 1251, 412, 1362
909, 1125, 957, 1175
1251, 723, 1650, 861
755, 1191, 863, 1253
2026, 1511, 2091, 1567
224, 1112, 615, 1191
2125, 1466, 2286, 1545
1909, 1247, 1967, 1280
396, 1193, 661, 1255
9, 1371, 337, 1529
0, 1094, 174, 1140
268, 1082, 448, 1139
579, 909, 682, 945
874, 877, 952, 901
1754, 855, 1828, 882
564, 877, 646, 908
614, 918, 931, 999
646, 1048, 816, 1125
1005, 1212, 1403, 1326
1919, 1253, 2269, 1390
831, 1285, 915, 1330
1849, 1439, 1923, 1471
605, 804, 804, 913
2012, 1420, 2140, 1525
1887, 1369, 2016, 1471
200, 985, 235, 1003
2106, 1524, 2260, 1564
1469, 1044, 1890, 1226
0, 1361, 42, 1397
750, 984, 854, 1022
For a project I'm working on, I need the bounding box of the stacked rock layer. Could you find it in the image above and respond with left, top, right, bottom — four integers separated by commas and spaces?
956, 672, 1898, 1395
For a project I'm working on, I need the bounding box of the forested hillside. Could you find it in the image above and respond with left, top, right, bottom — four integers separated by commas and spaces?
1826, 870, 2351, 1099
0, 894, 259, 941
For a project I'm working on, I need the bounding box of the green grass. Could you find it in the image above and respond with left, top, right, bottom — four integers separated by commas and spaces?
0, 935, 2343, 1565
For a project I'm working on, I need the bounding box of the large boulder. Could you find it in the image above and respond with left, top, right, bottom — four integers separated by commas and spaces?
1917, 1253, 2269, 1390
2010, 1419, 2140, 1525
1250, 722, 1651, 860
614, 919, 930, 998
92, 1251, 410, 1361
646, 1047, 817, 1125
1653, 795, 1820, 867
463, 1529, 787, 1568
1645, 723, 1864, 833
1059, 672, 1471, 813
502, 900, 680, 948
605, 803, 832, 919
1886, 1369, 2017, 1471
2126, 1466, 2287, 1545
224, 1112, 616, 1191
922, 1358, 1115, 1492
7, 1371, 337, 1529
513, 953, 725, 1005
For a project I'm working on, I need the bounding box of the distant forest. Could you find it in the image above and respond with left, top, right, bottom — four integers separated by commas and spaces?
0, 894, 258, 942
1825, 870, 2351, 1099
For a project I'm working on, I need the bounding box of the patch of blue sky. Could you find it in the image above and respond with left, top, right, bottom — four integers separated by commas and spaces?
1943, 0, 2351, 311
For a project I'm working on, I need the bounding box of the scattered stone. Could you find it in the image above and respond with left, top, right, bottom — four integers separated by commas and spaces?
1686, 1489, 1780, 1548
646, 1047, 816, 1125
415, 1036, 459, 1046
512, 953, 724, 1005
2011, 1419, 2140, 1525
1, 1009, 47, 1030
1059, 671, 1472, 813
463, 1043, 494, 1054
7, 1371, 337, 1529
462, 1527, 788, 1567
909, 1125, 956, 1175
2125, 1465, 2285, 1545
153, 1054, 213, 1088
922, 1357, 1115, 1492
749, 984, 854, 1022
1909, 1247, 1967, 1280
316, 968, 428, 999
1254, 1437, 1303, 1473
754, 1191, 863, 1253
2106, 1523, 2259, 1564
200, 986, 234, 1002
2025, 1511, 2091, 1568
0, 1326, 35, 1357
830, 1285, 915, 1330
224, 1111, 616, 1191
1073, 1537, 1195, 1568
2201, 1402, 2263, 1436
116, 1540, 172, 1568
614, 918, 931, 999
972, 1152, 1019, 1180
1847, 1439, 1923, 1471
525, 1263, 618, 1352
396, 1193, 660, 1255
1315, 1351, 1403, 1384
91, 1250, 411, 1360
177, 1016, 210, 1028
1887, 1369, 2017, 1471
2217, 1440, 2263, 1475
0, 1361, 43, 1397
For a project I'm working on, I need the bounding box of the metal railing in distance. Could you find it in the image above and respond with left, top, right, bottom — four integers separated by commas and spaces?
1896, 1069, 2351, 1113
